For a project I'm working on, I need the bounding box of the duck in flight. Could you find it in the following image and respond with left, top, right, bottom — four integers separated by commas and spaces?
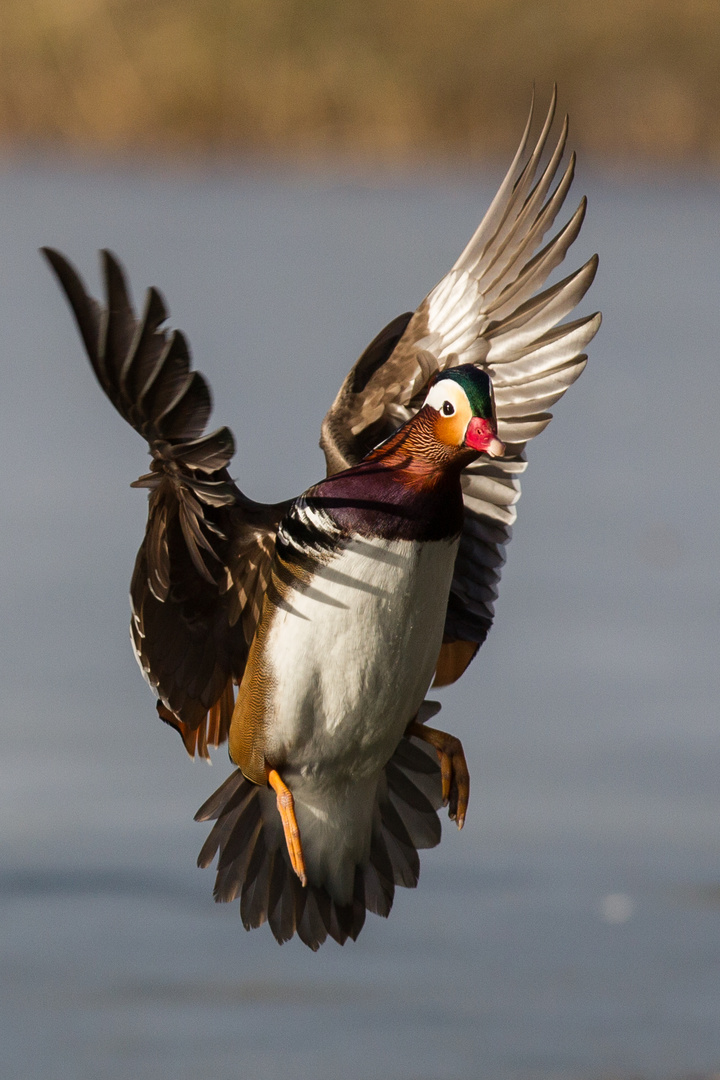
43, 90, 600, 949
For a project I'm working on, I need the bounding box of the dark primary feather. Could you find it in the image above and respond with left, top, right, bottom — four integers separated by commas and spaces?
43, 247, 288, 757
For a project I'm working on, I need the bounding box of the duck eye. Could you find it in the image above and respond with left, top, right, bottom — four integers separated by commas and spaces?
442, 400, 455, 416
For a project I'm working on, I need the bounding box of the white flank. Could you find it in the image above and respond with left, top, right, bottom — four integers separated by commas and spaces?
264, 534, 459, 903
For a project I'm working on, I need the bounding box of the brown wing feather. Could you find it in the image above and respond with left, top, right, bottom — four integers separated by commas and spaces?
44, 247, 289, 757
318, 89, 600, 684
320, 310, 413, 473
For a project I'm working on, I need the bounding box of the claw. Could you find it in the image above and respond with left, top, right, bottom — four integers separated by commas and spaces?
266, 767, 307, 886
406, 721, 470, 829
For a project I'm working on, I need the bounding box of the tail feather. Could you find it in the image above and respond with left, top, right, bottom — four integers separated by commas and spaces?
329, 894, 354, 946
268, 857, 297, 944
196, 729, 444, 948
369, 826, 397, 901
196, 802, 242, 870
195, 767, 247, 824
311, 887, 333, 943
362, 860, 393, 918
240, 835, 273, 929
351, 870, 367, 940
379, 826, 420, 889
296, 890, 326, 950
217, 796, 262, 872
385, 764, 442, 850
213, 821, 262, 904
386, 759, 439, 814
392, 734, 440, 776
375, 785, 420, 889
379, 795, 419, 854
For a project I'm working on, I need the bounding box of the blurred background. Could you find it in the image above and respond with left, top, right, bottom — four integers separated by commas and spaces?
1, 0, 720, 167
1, 3, 720, 1079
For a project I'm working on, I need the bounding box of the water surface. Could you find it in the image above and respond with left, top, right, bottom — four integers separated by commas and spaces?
0, 164, 719, 1079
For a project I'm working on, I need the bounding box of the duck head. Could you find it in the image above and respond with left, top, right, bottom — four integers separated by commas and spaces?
423, 365, 505, 458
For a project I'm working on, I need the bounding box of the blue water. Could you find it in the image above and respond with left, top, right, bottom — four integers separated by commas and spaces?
0, 161, 719, 1078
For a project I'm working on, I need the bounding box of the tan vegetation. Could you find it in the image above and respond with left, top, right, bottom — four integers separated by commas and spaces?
1, 0, 719, 166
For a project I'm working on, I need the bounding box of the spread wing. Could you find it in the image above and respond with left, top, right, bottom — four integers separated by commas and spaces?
320, 89, 601, 685
43, 248, 289, 758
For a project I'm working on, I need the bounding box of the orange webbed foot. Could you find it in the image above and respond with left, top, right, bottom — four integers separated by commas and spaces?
266, 766, 307, 886
406, 721, 470, 829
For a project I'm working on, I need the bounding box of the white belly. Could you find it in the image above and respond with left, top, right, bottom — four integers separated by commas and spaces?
265, 534, 458, 774
261, 533, 458, 902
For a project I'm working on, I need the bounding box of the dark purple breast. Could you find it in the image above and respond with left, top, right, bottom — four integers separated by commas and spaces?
306, 461, 464, 543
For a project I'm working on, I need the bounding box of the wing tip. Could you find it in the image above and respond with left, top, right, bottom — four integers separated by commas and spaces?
40, 244, 81, 291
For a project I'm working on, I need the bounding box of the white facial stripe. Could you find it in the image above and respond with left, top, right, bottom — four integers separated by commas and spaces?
423, 380, 469, 418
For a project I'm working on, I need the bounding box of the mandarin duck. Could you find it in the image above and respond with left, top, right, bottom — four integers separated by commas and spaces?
43, 91, 600, 950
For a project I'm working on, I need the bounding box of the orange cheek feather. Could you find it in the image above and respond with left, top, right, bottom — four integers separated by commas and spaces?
435, 413, 469, 446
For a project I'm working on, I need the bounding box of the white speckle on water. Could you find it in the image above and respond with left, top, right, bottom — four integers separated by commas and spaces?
599, 892, 635, 924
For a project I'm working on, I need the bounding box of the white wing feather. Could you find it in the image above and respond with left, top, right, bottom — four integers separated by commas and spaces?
321, 88, 600, 657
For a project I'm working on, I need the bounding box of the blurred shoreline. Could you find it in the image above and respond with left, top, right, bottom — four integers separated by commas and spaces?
2, 0, 720, 171
4, 143, 720, 188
